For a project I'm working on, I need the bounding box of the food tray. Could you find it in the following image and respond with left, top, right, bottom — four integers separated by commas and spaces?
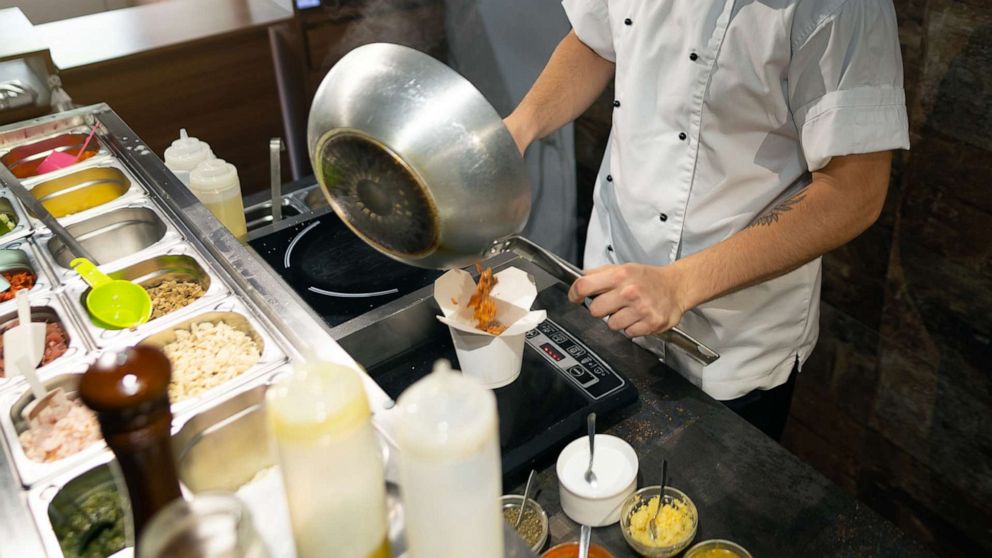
26, 452, 124, 558
62, 242, 230, 347
33, 201, 185, 284
20, 158, 150, 228
0, 124, 113, 186
0, 366, 107, 487
0, 236, 57, 311
0, 291, 92, 395
0, 188, 34, 244
105, 296, 288, 417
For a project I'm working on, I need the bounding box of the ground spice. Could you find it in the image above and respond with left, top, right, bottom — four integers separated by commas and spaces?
503, 503, 543, 549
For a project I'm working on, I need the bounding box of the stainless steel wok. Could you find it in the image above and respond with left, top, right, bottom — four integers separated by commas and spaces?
307, 43, 718, 365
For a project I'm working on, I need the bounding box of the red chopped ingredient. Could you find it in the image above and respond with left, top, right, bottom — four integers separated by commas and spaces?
0, 321, 69, 377
0, 270, 37, 303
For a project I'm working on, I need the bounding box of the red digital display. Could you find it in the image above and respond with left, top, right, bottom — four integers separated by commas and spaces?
540, 343, 565, 362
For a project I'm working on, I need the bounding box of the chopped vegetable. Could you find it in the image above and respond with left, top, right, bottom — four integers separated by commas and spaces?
0, 269, 37, 302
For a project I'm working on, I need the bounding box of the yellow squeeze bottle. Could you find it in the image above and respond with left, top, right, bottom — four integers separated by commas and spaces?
188, 158, 248, 239
267, 360, 389, 558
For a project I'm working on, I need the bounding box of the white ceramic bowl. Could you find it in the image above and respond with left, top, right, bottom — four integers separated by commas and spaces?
556, 434, 638, 526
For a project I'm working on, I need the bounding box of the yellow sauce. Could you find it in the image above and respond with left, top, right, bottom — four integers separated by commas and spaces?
626, 495, 694, 547
31, 167, 129, 218
40, 184, 123, 218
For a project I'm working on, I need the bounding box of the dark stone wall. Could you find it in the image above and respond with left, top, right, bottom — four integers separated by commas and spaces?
572, 1, 992, 555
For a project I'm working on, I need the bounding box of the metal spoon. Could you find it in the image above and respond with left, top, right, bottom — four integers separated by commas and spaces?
578, 524, 591, 558
584, 412, 598, 488
648, 459, 669, 542
515, 469, 536, 528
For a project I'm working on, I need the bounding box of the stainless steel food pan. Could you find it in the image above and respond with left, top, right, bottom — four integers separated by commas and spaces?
65, 244, 229, 347
0, 190, 32, 243
24, 161, 149, 227
0, 236, 55, 311
244, 197, 308, 233
0, 127, 111, 183
0, 293, 90, 395
27, 455, 131, 558
0, 367, 106, 488
44, 204, 182, 272
125, 298, 288, 414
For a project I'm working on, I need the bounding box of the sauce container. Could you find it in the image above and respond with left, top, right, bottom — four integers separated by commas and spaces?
684, 540, 753, 558
395, 359, 503, 558
556, 434, 638, 527
542, 542, 615, 558
267, 360, 389, 558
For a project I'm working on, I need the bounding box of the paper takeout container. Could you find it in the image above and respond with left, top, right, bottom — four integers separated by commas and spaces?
434, 267, 546, 388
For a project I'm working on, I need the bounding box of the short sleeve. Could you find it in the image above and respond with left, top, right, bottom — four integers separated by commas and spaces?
788, 0, 910, 172
562, 0, 616, 62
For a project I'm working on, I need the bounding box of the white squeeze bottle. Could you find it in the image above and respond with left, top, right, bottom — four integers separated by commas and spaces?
267, 360, 390, 558
395, 359, 504, 558
163, 129, 213, 186
188, 158, 249, 239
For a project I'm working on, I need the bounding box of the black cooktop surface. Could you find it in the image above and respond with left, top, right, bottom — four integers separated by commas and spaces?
249, 213, 442, 326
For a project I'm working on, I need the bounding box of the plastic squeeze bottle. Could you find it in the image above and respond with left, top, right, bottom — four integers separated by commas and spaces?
267, 360, 390, 558
188, 158, 249, 240
163, 129, 214, 186
395, 359, 504, 558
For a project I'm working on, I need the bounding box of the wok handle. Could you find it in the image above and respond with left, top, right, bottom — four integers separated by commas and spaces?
491, 236, 720, 366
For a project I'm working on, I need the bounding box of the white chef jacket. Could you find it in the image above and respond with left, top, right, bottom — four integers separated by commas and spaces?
563, 0, 910, 400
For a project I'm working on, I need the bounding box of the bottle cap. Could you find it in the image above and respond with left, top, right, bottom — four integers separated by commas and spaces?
267, 361, 371, 442
188, 158, 239, 194
164, 129, 214, 171
395, 359, 498, 459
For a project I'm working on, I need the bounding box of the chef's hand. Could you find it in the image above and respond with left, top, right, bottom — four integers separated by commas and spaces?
567, 264, 688, 337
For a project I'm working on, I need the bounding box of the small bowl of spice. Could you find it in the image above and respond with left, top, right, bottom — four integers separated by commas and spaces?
501, 494, 548, 553
684, 539, 753, 558
619, 486, 698, 557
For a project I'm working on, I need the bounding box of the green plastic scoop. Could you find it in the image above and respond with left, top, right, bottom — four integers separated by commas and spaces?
71, 258, 152, 329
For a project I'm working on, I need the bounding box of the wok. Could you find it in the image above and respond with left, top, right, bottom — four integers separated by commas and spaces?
307, 43, 718, 365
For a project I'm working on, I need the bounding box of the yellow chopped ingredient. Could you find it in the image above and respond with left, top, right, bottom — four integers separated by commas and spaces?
627, 495, 694, 547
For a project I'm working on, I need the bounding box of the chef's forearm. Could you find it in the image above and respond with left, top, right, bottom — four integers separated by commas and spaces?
672, 151, 893, 310
505, 31, 615, 153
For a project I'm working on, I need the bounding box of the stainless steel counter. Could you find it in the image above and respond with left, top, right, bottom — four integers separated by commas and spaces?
0, 104, 388, 558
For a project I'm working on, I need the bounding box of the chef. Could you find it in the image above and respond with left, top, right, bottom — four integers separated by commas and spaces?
504, 0, 909, 440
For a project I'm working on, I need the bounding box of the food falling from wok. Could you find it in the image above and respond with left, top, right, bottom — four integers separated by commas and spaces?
468, 263, 508, 335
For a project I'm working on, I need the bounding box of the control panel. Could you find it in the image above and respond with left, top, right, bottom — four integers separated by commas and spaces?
526, 319, 626, 400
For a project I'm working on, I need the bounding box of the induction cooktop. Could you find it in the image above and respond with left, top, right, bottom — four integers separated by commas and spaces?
249, 212, 443, 327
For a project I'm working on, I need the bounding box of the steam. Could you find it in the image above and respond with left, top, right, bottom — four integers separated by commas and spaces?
320, 0, 447, 71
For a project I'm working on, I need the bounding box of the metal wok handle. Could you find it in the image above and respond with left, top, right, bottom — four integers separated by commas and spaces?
490, 236, 720, 366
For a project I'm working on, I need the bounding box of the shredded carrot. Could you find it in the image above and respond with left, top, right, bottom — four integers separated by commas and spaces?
0, 270, 36, 303
467, 263, 507, 335
451, 297, 459, 305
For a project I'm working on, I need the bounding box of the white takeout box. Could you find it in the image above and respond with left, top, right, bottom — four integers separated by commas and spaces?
434, 267, 546, 388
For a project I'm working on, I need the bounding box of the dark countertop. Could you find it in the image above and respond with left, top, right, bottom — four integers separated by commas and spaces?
509, 287, 934, 558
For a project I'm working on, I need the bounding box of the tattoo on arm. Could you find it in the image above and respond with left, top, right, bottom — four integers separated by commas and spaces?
748, 191, 807, 228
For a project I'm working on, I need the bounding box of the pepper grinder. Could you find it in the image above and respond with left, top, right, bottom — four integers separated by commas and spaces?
79, 346, 182, 549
